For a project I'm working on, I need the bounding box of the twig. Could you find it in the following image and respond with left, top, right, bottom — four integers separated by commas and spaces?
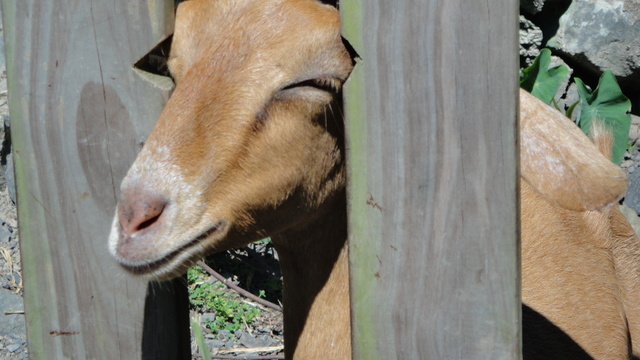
196, 261, 282, 312
3, 310, 24, 315
217, 345, 284, 354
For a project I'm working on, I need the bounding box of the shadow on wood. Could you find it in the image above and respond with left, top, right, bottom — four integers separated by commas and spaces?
142, 278, 191, 360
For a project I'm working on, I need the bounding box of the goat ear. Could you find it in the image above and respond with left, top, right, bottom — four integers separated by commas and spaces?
519, 89, 627, 211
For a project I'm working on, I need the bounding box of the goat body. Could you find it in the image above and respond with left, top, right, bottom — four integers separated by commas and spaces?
107, 1, 640, 359
520, 90, 640, 359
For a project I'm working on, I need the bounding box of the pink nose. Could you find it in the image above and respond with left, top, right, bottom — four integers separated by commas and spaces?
117, 190, 167, 236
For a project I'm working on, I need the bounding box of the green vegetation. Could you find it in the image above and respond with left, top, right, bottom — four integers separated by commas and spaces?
188, 265, 262, 335
520, 48, 569, 104
574, 72, 632, 164
520, 48, 631, 164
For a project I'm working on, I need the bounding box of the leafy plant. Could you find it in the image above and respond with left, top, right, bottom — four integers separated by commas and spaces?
520, 49, 631, 165
188, 265, 262, 335
574, 71, 631, 164
520, 48, 569, 104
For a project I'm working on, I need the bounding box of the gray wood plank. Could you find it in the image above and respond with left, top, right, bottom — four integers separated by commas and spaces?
2, 1, 189, 358
342, 0, 520, 358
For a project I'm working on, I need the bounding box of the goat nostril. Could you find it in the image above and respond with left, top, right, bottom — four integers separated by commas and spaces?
118, 196, 167, 235
136, 210, 163, 231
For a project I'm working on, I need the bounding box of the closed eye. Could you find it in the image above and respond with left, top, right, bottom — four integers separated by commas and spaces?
282, 77, 342, 93
277, 77, 342, 101
255, 76, 342, 129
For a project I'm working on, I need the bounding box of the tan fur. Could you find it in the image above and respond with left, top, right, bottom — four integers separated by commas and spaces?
521, 90, 640, 359
519, 90, 627, 212
109, 1, 353, 358
107, 1, 640, 358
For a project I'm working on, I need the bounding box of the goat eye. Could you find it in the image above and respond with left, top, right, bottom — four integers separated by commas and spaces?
283, 77, 341, 92
278, 77, 342, 100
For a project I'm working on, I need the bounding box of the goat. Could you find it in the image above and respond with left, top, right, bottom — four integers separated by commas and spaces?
107, 0, 640, 359
520, 89, 640, 360
109, 0, 353, 358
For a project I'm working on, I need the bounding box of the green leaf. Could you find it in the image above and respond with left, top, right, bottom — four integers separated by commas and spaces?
520, 48, 569, 104
575, 71, 631, 164
565, 100, 579, 121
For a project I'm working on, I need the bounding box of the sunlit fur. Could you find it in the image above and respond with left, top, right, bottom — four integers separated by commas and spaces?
109, 0, 353, 358
521, 90, 640, 360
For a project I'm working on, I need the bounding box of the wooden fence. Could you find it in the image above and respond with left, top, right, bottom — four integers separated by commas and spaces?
3, 0, 519, 358
342, 0, 520, 358
2, 1, 189, 359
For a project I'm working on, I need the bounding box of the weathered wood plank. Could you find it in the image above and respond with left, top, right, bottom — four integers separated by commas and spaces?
342, 0, 520, 358
2, 1, 189, 358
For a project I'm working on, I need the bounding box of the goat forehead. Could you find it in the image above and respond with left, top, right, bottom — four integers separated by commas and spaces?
175, 0, 340, 65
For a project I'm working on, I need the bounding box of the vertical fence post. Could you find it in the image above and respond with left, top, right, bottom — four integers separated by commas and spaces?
342, 0, 520, 358
2, 1, 190, 358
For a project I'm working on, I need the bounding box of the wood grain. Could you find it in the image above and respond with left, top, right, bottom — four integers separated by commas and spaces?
342, 0, 521, 358
2, 0, 190, 358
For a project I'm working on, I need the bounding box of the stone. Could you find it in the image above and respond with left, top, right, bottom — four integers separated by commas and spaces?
620, 204, 640, 236
520, 16, 543, 66
630, 115, 640, 143
205, 339, 226, 349
521, 0, 547, 14
548, 0, 640, 82
0, 224, 12, 244
548, 56, 576, 110
200, 312, 216, 324
0, 290, 25, 335
217, 329, 231, 340
239, 331, 267, 348
623, 169, 640, 215
521, 0, 569, 14
4, 152, 15, 205
258, 334, 279, 347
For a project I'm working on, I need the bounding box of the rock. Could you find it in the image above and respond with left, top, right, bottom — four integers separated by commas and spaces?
0, 224, 12, 244
205, 339, 226, 349
258, 334, 280, 347
620, 204, 640, 236
201, 312, 216, 324
239, 331, 267, 348
521, 0, 569, 14
520, 0, 568, 14
6, 343, 19, 352
630, 115, 640, 144
624, 169, 640, 215
548, 56, 576, 111
217, 329, 231, 340
521, 0, 546, 14
548, 0, 640, 82
520, 16, 543, 66
4, 152, 14, 205
0, 290, 25, 335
